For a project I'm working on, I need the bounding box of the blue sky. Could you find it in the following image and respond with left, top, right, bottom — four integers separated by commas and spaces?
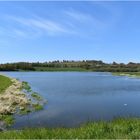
0, 1, 140, 63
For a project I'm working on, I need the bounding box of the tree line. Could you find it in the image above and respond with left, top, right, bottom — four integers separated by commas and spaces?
0, 60, 140, 72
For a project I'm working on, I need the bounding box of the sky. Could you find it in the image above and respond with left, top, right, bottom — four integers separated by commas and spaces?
0, 1, 140, 63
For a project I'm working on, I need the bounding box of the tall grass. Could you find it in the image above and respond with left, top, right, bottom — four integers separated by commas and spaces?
1, 118, 140, 139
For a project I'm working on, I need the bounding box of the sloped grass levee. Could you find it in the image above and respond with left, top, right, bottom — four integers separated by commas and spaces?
0, 75, 12, 94
0, 118, 140, 139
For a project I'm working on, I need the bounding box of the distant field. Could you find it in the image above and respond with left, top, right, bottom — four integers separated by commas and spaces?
34, 67, 90, 71
1, 118, 140, 139
0, 75, 12, 94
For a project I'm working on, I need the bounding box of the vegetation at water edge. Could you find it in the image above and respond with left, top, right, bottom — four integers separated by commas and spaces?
0, 118, 140, 139
113, 72, 140, 77
31, 92, 42, 101
0, 75, 45, 126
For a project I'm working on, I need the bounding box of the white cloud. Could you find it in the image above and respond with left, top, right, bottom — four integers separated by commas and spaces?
6, 15, 75, 36
0, 3, 120, 40
64, 9, 105, 30
65, 9, 104, 26
65, 10, 93, 22
27, 19, 69, 34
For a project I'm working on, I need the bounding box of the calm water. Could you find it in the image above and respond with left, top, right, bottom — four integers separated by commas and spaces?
3, 72, 140, 129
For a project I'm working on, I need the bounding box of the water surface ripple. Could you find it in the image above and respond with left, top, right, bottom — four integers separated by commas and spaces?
3, 72, 140, 129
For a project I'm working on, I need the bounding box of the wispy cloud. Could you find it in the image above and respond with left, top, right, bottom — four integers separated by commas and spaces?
64, 9, 105, 29
0, 14, 76, 39
63, 9, 108, 38
0, 25, 40, 39
65, 10, 94, 22
9, 16, 74, 35
0, 2, 120, 40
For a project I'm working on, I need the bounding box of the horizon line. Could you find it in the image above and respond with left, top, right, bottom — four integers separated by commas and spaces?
0, 59, 139, 65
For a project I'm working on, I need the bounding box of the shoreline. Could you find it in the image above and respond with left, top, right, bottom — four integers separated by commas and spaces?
112, 72, 140, 78
0, 78, 29, 115
0, 75, 45, 129
0, 73, 140, 138
0, 118, 140, 139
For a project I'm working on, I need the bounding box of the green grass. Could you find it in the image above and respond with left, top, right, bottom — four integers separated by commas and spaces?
32, 103, 43, 111
0, 115, 14, 126
113, 72, 140, 77
19, 108, 31, 115
1, 118, 140, 139
22, 81, 32, 92
31, 92, 42, 101
0, 75, 12, 94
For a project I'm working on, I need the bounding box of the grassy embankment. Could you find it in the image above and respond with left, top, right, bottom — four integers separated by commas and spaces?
0, 75, 12, 94
0, 118, 140, 139
0, 75, 13, 125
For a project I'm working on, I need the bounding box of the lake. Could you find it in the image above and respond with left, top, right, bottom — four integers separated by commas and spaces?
3, 72, 140, 129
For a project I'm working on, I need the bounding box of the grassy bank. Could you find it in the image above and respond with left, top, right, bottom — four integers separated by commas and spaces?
0, 75, 12, 94
0, 118, 140, 139
113, 72, 140, 78
0, 75, 45, 127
